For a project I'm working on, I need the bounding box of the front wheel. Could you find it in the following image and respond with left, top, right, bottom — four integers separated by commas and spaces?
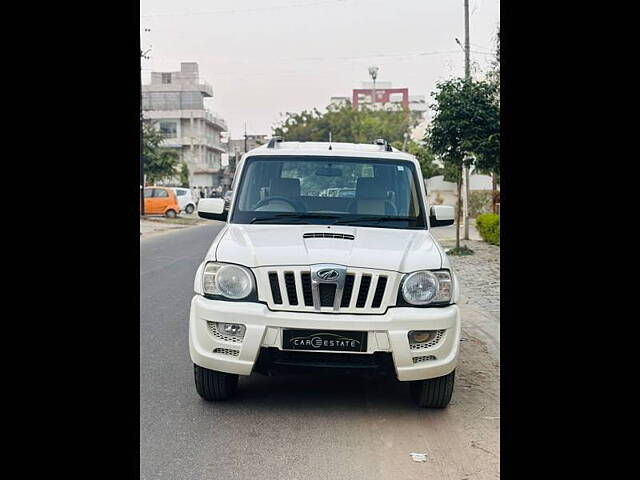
410, 370, 455, 408
194, 364, 239, 401
165, 209, 177, 218
185, 204, 195, 214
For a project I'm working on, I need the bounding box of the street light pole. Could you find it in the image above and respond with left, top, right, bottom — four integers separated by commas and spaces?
368, 66, 379, 111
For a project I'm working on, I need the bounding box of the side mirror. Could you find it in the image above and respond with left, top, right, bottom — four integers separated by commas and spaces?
198, 198, 228, 221
429, 205, 455, 227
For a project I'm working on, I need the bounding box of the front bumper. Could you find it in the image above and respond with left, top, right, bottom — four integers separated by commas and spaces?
189, 295, 460, 381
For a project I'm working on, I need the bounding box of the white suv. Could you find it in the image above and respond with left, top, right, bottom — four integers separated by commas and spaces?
190, 138, 459, 407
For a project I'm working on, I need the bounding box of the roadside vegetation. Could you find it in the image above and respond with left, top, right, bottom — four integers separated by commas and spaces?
475, 213, 500, 246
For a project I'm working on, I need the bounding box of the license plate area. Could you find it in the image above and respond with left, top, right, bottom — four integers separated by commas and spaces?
282, 329, 367, 352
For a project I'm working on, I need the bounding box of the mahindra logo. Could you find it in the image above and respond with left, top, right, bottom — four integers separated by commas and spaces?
317, 269, 340, 281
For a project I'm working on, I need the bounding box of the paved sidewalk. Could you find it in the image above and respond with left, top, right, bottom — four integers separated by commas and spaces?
140, 216, 209, 238
446, 240, 500, 320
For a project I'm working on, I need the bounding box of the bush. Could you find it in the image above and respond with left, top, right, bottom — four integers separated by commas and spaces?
476, 213, 500, 245
469, 190, 493, 217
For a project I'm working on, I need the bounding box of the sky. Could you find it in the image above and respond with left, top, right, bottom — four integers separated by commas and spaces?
140, 0, 500, 139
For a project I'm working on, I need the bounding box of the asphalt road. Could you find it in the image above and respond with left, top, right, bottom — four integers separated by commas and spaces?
140, 223, 500, 480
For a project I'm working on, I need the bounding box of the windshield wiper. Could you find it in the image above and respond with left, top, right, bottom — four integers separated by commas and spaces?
249, 213, 340, 224
332, 215, 417, 226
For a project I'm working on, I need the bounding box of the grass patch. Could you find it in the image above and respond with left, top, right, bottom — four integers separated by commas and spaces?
446, 245, 475, 256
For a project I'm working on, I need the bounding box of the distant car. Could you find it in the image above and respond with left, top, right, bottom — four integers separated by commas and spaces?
223, 190, 233, 210
143, 187, 181, 217
171, 187, 197, 214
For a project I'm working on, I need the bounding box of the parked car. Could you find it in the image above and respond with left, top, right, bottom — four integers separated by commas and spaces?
190, 138, 458, 408
143, 186, 181, 217
171, 187, 197, 214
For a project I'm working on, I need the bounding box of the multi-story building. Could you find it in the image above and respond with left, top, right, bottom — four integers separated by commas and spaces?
225, 134, 268, 169
330, 81, 427, 117
142, 62, 227, 187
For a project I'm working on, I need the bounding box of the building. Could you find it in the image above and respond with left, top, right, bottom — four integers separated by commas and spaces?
142, 62, 227, 187
225, 134, 268, 167
330, 81, 427, 117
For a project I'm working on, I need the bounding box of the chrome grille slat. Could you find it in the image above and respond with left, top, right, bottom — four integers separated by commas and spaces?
277, 271, 289, 307
349, 273, 363, 309
364, 273, 378, 309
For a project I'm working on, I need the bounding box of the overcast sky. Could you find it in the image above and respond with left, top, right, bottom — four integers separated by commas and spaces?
141, 0, 499, 139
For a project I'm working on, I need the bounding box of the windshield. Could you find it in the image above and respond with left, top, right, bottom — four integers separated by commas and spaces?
231, 155, 427, 229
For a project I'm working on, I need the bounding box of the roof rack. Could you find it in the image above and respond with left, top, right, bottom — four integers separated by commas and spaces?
267, 136, 283, 148
373, 138, 393, 152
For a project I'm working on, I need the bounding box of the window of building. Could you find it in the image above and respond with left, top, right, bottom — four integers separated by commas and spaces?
159, 121, 177, 137
162, 73, 172, 84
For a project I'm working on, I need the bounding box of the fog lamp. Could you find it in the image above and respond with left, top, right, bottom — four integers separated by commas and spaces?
217, 322, 246, 339
408, 330, 437, 344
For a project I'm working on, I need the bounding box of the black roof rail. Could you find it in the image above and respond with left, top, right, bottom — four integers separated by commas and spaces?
267, 136, 283, 148
373, 138, 393, 152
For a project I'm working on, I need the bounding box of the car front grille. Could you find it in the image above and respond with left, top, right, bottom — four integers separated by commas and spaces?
256, 266, 399, 314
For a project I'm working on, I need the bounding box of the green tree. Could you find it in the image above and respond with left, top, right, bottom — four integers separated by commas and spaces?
273, 102, 420, 145
426, 77, 499, 249
179, 161, 190, 188
143, 121, 180, 185
390, 139, 442, 179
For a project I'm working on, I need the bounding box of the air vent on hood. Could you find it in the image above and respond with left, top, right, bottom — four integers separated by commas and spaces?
303, 233, 355, 240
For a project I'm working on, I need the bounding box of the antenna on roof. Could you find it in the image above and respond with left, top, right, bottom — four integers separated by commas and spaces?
328, 132, 332, 150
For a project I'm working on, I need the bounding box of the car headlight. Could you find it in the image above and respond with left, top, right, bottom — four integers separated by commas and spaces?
203, 262, 255, 300
401, 270, 452, 305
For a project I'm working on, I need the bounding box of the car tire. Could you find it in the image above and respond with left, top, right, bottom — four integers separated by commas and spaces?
185, 204, 195, 214
194, 364, 239, 401
410, 369, 455, 408
165, 209, 177, 218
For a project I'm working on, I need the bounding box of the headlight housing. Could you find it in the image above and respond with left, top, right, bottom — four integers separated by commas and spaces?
399, 270, 453, 306
202, 262, 256, 300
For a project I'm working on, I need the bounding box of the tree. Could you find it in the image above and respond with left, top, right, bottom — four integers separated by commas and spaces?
426, 78, 499, 250
143, 121, 180, 185
179, 161, 190, 188
273, 102, 420, 145
390, 139, 442, 179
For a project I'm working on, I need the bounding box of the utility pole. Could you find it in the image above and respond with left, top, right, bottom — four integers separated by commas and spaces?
244, 122, 248, 153
462, 0, 471, 240
140, 30, 150, 216
140, 57, 144, 216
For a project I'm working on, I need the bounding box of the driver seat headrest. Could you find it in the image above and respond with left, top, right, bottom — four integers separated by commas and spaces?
271, 178, 300, 198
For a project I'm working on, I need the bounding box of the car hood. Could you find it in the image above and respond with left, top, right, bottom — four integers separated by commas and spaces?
212, 224, 444, 272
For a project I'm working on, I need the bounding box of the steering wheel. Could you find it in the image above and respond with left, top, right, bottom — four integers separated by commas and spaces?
254, 196, 304, 212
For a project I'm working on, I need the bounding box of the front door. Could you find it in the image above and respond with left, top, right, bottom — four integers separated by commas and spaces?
152, 188, 170, 214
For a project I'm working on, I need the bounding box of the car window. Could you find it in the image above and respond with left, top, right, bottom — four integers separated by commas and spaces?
175, 190, 186, 196
154, 189, 169, 198
144, 189, 153, 198
232, 155, 426, 229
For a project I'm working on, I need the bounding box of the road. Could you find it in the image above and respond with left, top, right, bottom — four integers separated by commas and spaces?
140, 223, 500, 480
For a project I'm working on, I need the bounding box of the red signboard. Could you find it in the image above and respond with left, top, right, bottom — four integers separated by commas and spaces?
352, 88, 409, 110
